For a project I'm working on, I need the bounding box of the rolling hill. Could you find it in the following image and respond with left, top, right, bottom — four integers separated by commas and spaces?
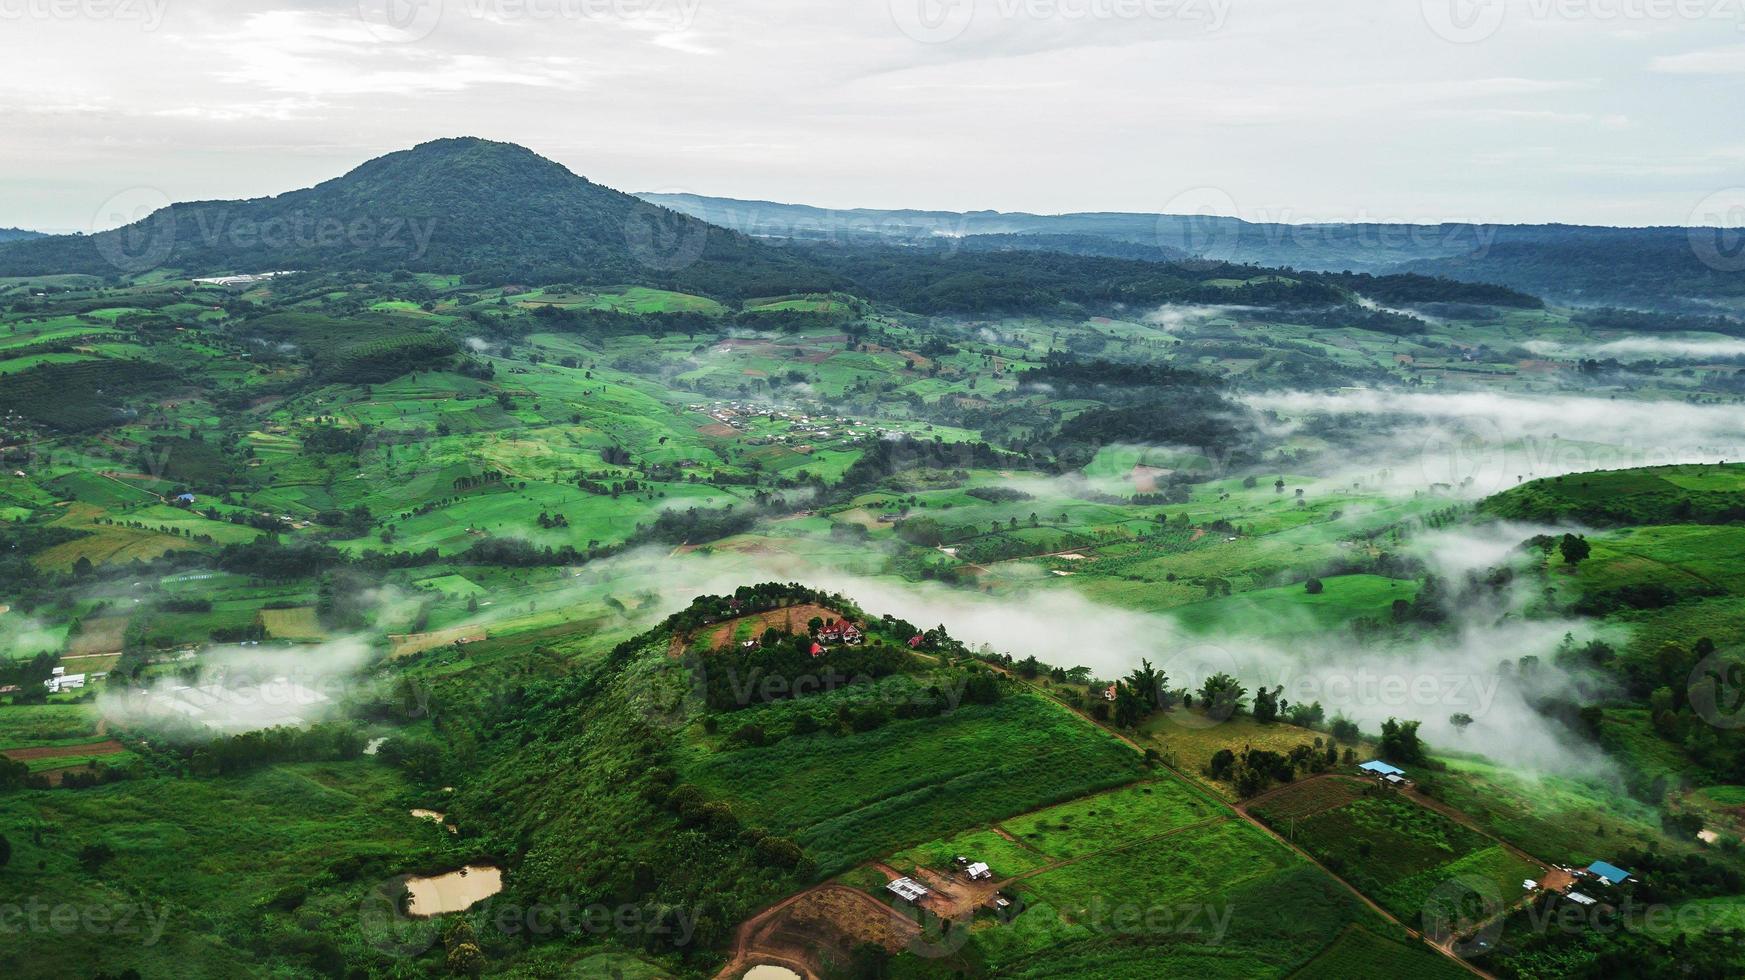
639, 192, 1742, 310
0, 138, 835, 298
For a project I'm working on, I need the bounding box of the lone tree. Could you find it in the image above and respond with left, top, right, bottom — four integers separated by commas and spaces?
1450, 712, 1474, 733
1304, 577, 1324, 595
1559, 533, 1591, 566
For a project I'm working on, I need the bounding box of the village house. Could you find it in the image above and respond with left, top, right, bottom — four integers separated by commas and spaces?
818, 620, 863, 645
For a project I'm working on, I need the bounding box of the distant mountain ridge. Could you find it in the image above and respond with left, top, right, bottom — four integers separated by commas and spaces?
638, 192, 1745, 310
0, 139, 832, 298
0, 227, 44, 243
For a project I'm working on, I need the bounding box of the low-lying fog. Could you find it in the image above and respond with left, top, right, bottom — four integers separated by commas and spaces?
1246, 388, 1745, 495
1524, 336, 1745, 361
565, 515, 1615, 782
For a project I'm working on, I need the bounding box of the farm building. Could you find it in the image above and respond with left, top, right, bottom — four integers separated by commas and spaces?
1359, 760, 1405, 778
808, 642, 825, 657
1566, 892, 1598, 906
887, 878, 930, 903
1104, 684, 1118, 702
1586, 861, 1631, 885
966, 862, 992, 881
45, 672, 86, 693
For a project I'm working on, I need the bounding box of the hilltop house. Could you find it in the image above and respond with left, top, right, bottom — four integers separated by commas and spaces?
818, 621, 863, 645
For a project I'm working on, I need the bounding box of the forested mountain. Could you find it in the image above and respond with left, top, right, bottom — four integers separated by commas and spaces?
0, 138, 834, 298
0, 227, 43, 243
641, 192, 1743, 310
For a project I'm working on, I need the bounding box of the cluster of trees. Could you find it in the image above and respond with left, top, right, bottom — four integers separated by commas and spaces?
698, 630, 912, 712
1208, 741, 1349, 798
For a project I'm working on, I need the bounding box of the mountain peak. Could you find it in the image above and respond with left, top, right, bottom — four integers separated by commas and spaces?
0, 140, 833, 297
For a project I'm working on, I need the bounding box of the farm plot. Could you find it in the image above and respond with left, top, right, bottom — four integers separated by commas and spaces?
257, 606, 325, 641
678, 693, 1142, 874
998, 779, 1221, 860
1292, 924, 1472, 980
1255, 784, 1542, 925
1015, 818, 1294, 922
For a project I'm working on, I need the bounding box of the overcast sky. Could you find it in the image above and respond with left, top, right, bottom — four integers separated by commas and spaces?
4, 0, 1744, 232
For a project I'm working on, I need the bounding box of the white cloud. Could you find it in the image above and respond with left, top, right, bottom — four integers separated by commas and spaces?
1651, 44, 1745, 74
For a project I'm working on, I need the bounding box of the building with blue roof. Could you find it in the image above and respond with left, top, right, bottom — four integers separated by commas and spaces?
1586, 861, 1629, 885
1358, 760, 1404, 777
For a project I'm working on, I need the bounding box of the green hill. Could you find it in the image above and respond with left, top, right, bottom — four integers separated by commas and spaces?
1480, 463, 1745, 526
0, 138, 834, 298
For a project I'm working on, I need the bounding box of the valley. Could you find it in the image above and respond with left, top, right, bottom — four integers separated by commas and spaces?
2, 140, 1744, 979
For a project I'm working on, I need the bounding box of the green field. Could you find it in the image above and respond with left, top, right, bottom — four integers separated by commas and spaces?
680, 693, 1143, 874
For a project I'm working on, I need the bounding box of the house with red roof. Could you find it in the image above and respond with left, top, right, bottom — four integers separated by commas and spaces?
818, 621, 863, 645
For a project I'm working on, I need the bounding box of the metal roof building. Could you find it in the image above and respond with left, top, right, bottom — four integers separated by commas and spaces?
887, 878, 930, 903
1358, 760, 1405, 777
1587, 861, 1629, 885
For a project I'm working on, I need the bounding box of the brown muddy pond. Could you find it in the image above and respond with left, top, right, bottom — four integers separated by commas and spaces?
405, 865, 501, 916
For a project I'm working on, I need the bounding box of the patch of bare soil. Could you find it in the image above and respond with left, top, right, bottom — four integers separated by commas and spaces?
715, 884, 917, 980
702, 604, 851, 652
